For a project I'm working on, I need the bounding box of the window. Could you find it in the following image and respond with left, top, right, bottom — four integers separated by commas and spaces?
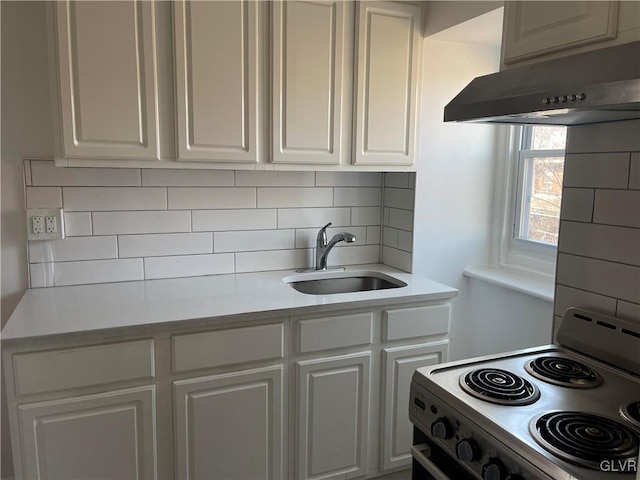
513, 125, 567, 251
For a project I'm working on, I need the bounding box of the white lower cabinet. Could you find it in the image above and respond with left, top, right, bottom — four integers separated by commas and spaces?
173, 365, 284, 480
380, 342, 448, 471
18, 385, 157, 480
296, 352, 371, 480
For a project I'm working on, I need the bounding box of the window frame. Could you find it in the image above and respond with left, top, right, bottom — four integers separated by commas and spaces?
489, 125, 565, 280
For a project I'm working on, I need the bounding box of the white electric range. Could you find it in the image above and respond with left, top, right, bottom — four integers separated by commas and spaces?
409, 308, 640, 480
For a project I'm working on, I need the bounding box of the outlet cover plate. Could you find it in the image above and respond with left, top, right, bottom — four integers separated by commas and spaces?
27, 208, 65, 241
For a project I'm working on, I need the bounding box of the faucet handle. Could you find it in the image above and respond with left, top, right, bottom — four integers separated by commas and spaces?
316, 222, 332, 246
320, 222, 332, 232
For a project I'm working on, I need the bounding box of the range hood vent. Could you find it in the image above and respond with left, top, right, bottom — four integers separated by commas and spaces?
444, 41, 640, 126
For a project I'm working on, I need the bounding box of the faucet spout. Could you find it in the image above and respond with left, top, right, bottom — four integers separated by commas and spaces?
315, 224, 356, 270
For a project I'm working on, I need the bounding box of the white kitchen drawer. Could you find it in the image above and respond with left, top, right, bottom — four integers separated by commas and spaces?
13, 339, 155, 396
383, 304, 450, 341
297, 312, 373, 354
172, 323, 284, 373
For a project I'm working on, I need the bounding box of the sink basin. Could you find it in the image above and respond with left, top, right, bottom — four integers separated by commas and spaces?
284, 271, 407, 295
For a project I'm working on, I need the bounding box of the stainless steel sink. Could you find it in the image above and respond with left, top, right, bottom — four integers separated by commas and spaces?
284, 271, 406, 295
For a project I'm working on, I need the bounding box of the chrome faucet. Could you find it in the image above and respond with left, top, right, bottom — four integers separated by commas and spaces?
315, 222, 356, 270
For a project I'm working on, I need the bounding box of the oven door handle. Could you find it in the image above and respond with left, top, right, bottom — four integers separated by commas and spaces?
411, 444, 451, 480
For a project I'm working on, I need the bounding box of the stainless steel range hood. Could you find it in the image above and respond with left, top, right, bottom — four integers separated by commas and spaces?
444, 41, 640, 126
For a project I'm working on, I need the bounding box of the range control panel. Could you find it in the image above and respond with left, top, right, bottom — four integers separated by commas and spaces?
410, 382, 552, 480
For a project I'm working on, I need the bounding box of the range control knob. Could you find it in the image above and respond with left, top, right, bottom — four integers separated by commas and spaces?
482, 458, 507, 480
577, 93, 586, 100
431, 417, 453, 439
506, 475, 525, 480
552, 96, 559, 103
456, 438, 481, 462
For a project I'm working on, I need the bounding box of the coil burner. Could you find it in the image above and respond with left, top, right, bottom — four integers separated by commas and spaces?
530, 411, 640, 471
525, 356, 603, 388
460, 368, 540, 406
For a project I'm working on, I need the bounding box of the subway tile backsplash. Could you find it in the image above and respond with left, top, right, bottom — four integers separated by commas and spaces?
555, 119, 640, 329
25, 163, 416, 286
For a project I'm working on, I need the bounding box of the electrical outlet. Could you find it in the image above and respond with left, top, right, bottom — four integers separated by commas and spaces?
27, 209, 65, 241
45, 216, 58, 234
32, 216, 44, 234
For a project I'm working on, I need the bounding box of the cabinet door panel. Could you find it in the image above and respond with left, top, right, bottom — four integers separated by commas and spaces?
55, 1, 160, 159
296, 352, 370, 479
272, 1, 347, 164
503, 1, 620, 65
354, 1, 421, 166
381, 343, 447, 471
174, 366, 283, 480
18, 385, 157, 479
174, 1, 259, 162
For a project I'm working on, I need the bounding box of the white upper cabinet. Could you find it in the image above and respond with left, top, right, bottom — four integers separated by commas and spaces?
272, 1, 350, 165
173, 1, 261, 163
502, 1, 640, 67
54, 1, 160, 160
353, 1, 421, 167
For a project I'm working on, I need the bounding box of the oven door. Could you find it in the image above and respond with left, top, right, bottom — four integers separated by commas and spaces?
411, 428, 476, 480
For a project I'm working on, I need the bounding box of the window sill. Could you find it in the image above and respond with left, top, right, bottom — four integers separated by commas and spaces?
463, 266, 554, 303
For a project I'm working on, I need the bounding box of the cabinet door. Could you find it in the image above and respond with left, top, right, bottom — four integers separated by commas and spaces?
173, 1, 260, 163
502, 1, 620, 65
173, 365, 284, 480
18, 385, 157, 479
353, 1, 421, 166
296, 352, 370, 480
380, 342, 448, 471
55, 1, 160, 160
272, 1, 349, 165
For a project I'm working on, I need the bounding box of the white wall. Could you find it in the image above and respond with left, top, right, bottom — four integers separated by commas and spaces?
1, 2, 55, 476
413, 37, 553, 361
422, 1, 504, 37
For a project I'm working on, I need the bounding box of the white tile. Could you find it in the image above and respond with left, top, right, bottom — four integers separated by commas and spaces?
29, 263, 54, 288
316, 172, 382, 187
141, 169, 233, 187
295, 226, 366, 248
26, 187, 62, 208
566, 120, 640, 154
53, 258, 144, 286
383, 227, 398, 248
556, 253, 640, 304
629, 152, 640, 190
593, 190, 640, 227
384, 172, 410, 188
64, 212, 92, 236
384, 187, 414, 210
168, 187, 255, 209
382, 207, 390, 226
397, 230, 413, 252
235, 249, 312, 273
329, 245, 380, 266
236, 171, 314, 187
29, 237, 118, 263
118, 233, 212, 258
92, 211, 191, 235
278, 207, 350, 229
560, 188, 594, 222
388, 208, 413, 231
382, 246, 412, 272
617, 301, 640, 323
63, 187, 166, 211
144, 254, 234, 279
554, 285, 617, 317
31, 160, 140, 186
563, 153, 630, 188
334, 187, 381, 207
257, 188, 333, 208
352, 206, 382, 226
408, 173, 416, 189
24, 160, 32, 186
559, 221, 640, 266
366, 226, 381, 245
192, 209, 277, 231
214, 230, 294, 253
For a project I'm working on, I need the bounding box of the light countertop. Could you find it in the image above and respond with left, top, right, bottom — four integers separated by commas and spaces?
1, 264, 457, 343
